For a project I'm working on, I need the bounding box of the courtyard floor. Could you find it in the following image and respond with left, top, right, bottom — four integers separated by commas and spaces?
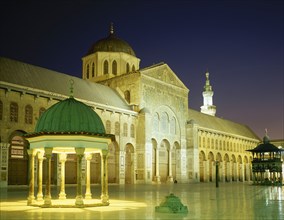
0, 182, 283, 219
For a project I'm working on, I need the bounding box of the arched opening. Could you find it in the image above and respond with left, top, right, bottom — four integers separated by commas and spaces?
25, 104, 33, 124
8, 131, 28, 185
86, 64, 89, 78
172, 142, 179, 181
125, 143, 134, 184
224, 154, 230, 182
103, 60, 109, 74
124, 90, 130, 103
126, 63, 130, 73
108, 142, 119, 183
216, 153, 222, 182
244, 156, 249, 181
199, 151, 206, 182
160, 139, 170, 182
208, 152, 214, 182
92, 62, 95, 77
231, 155, 236, 181
112, 60, 117, 75
152, 139, 157, 181
238, 155, 243, 181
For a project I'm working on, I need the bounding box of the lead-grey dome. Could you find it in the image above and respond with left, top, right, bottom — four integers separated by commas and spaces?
86, 25, 136, 57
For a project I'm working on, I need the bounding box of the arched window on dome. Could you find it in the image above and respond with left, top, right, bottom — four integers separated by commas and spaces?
126, 63, 130, 73
39, 107, 46, 118
25, 104, 33, 124
0, 100, 3, 120
132, 65, 135, 72
112, 60, 117, 75
86, 64, 90, 79
124, 90, 130, 103
92, 62, 95, 77
10, 102, 18, 122
104, 60, 109, 74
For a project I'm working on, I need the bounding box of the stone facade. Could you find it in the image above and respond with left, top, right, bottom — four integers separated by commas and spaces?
0, 28, 267, 187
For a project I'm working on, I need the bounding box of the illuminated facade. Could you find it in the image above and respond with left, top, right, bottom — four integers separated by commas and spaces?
0, 26, 268, 188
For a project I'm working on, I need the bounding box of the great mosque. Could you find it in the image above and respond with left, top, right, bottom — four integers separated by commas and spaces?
1, 25, 277, 189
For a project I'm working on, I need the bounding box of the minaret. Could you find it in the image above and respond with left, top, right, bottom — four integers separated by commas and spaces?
200, 71, 216, 116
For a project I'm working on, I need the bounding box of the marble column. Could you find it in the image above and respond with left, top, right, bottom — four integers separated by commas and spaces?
100, 149, 109, 204
167, 148, 173, 182
44, 148, 53, 207
37, 151, 44, 201
75, 148, 85, 206
59, 153, 67, 199
155, 148, 160, 183
85, 153, 92, 199
27, 149, 36, 205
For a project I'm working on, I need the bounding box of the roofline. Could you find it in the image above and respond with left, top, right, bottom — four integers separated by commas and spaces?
0, 81, 138, 117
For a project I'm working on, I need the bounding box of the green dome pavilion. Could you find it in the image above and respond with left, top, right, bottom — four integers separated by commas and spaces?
35, 97, 105, 134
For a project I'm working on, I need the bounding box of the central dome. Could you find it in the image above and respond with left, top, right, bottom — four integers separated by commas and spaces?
35, 97, 105, 134
86, 25, 136, 57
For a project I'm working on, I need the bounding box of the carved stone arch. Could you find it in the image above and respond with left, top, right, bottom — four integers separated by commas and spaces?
151, 138, 158, 180
237, 155, 242, 164
199, 151, 206, 182
108, 141, 119, 183
154, 105, 181, 137
103, 60, 109, 74
153, 112, 160, 133
231, 154, 236, 163
224, 153, 230, 182
8, 130, 29, 185
216, 152, 222, 162
125, 143, 135, 184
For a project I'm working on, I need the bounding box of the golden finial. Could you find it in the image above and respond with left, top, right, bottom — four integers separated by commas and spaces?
69, 79, 74, 98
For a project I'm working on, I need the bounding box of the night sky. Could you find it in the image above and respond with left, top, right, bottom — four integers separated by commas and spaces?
1, 0, 283, 139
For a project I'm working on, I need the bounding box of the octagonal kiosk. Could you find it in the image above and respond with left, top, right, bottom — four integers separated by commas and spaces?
25, 95, 115, 207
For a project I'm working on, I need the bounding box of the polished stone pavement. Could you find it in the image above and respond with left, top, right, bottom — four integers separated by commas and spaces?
0, 182, 283, 220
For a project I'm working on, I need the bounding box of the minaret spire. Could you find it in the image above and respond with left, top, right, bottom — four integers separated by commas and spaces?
200, 71, 216, 116
110, 22, 114, 35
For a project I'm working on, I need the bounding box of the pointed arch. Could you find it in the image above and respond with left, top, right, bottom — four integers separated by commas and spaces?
10, 102, 18, 122
92, 62, 95, 77
86, 64, 90, 78
25, 104, 33, 124
112, 60, 117, 75
124, 90, 130, 103
126, 63, 130, 73
103, 60, 109, 74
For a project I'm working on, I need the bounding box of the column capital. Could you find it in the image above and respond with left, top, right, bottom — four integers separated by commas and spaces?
75, 147, 85, 155
59, 153, 67, 162
37, 151, 44, 160
100, 149, 108, 157
44, 147, 53, 156
85, 153, 93, 161
27, 149, 37, 157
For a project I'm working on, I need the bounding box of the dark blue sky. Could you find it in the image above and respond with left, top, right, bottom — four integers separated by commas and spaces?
1, 0, 283, 139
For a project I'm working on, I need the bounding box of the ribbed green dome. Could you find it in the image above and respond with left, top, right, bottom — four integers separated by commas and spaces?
35, 97, 105, 134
